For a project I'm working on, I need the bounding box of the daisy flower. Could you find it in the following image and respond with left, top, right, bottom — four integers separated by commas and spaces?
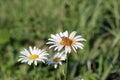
47, 52, 66, 68
18, 46, 48, 66
47, 31, 86, 53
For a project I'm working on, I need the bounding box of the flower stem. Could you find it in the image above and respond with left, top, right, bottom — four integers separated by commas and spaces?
65, 54, 69, 80
34, 65, 37, 80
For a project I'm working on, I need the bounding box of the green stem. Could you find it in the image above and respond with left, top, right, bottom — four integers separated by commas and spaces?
34, 65, 37, 80
65, 54, 69, 80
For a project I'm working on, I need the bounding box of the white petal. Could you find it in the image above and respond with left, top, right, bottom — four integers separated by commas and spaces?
75, 44, 83, 49
74, 35, 82, 39
21, 49, 30, 56
32, 46, 37, 54
28, 60, 33, 65
40, 59, 45, 63
54, 46, 58, 51
21, 59, 28, 63
51, 34, 57, 39
49, 45, 57, 49
69, 31, 77, 38
65, 46, 71, 53
76, 38, 86, 41
59, 62, 62, 65
54, 64, 58, 68
41, 57, 48, 60
63, 31, 68, 37
48, 38, 54, 41
61, 55, 66, 60
46, 42, 54, 44
29, 46, 33, 54
18, 58, 23, 62
71, 46, 77, 53
56, 34, 62, 40
58, 45, 64, 51
34, 60, 37, 66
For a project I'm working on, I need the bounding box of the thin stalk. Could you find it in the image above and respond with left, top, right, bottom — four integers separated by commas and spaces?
65, 54, 69, 80
34, 65, 37, 80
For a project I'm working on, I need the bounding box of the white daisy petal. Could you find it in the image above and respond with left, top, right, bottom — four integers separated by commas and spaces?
51, 34, 57, 39
60, 32, 64, 37
18, 46, 48, 66
69, 31, 77, 38
47, 52, 66, 69
54, 47, 58, 51
54, 64, 58, 69
22, 59, 28, 63
49, 45, 57, 49
74, 35, 82, 39
46, 42, 54, 44
34, 60, 37, 66
76, 42, 84, 46
71, 46, 77, 53
59, 62, 62, 65
56, 34, 62, 40
21, 49, 30, 56
61, 55, 66, 61
76, 45, 83, 49
29, 46, 33, 54
76, 38, 86, 41
47, 31, 85, 54
65, 46, 71, 53
63, 31, 68, 37
28, 60, 33, 65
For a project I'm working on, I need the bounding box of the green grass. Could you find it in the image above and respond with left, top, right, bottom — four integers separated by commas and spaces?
0, 0, 120, 80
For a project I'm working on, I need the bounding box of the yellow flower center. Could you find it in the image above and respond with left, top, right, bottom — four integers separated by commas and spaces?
60, 37, 76, 46
29, 54, 38, 60
54, 57, 60, 62
70, 38, 76, 44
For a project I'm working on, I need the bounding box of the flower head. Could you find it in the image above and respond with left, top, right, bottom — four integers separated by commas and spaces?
47, 52, 66, 68
18, 46, 48, 66
47, 31, 86, 53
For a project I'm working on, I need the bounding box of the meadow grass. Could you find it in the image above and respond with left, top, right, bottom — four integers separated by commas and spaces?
0, 0, 120, 80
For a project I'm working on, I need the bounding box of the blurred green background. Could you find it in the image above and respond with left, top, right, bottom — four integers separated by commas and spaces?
0, 0, 120, 80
